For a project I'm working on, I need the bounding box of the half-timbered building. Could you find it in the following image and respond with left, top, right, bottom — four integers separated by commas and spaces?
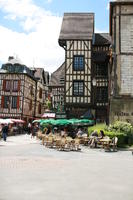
109, 0, 133, 124
49, 62, 65, 112
0, 56, 47, 122
59, 13, 94, 118
58, 13, 111, 121
33, 68, 49, 118
92, 33, 111, 123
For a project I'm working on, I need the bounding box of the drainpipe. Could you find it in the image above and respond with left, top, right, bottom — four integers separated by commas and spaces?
34, 80, 37, 119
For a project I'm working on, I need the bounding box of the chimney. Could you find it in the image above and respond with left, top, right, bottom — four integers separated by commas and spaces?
8, 56, 14, 61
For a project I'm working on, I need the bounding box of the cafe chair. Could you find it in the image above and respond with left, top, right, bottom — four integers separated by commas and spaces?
109, 136, 118, 151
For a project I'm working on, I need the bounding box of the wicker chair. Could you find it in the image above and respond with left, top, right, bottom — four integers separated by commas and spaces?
60, 137, 67, 151
73, 138, 81, 151
55, 137, 62, 150
46, 135, 54, 148
109, 137, 118, 151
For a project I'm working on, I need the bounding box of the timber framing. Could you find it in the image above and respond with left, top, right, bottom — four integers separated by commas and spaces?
58, 13, 111, 122
0, 58, 47, 122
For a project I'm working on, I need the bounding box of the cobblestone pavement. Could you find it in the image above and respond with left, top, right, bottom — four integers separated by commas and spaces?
0, 134, 133, 200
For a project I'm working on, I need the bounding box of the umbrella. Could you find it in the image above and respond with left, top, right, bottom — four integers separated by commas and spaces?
0, 119, 13, 124
0, 119, 6, 124
40, 119, 56, 126
40, 119, 71, 127
51, 119, 71, 126
69, 119, 94, 126
32, 119, 41, 123
12, 119, 25, 123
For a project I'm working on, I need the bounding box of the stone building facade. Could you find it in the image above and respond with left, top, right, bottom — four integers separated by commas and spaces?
109, 0, 133, 123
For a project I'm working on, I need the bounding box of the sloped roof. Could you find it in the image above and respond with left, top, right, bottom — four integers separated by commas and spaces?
49, 62, 65, 86
34, 68, 44, 78
33, 68, 49, 85
59, 13, 94, 42
93, 33, 111, 46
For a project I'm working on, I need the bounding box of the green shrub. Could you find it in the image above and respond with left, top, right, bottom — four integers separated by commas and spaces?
88, 121, 133, 147
107, 121, 133, 146
104, 131, 127, 147
108, 121, 133, 134
88, 123, 107, 136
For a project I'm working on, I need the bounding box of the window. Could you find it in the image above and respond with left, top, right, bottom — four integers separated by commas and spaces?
29, 100, 32, 111
38, 104, 41, 114
73, 55, 84, 71
5, 80, 11, 91
97, 87, 108, 102
30, 85, 34, 96
12, 96, 18, 109
95, 63, 108, 77
73, 81, 84, 96
60, 78, 64, 85
4, 96, 10, 108
39, 88, 42, 99
13, 80, 19, 92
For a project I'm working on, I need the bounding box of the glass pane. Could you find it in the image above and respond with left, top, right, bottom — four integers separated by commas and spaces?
73, 56, 84, 71
12, 96, 17, 108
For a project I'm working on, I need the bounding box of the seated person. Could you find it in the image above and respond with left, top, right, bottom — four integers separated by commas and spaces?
53, 127, 58, 135
89, 130, 98, 148
76, 128, 83, 137
45, 126, 51, 135
99, 130, 105, 139
90, 130, 98, 137
61, 127, 67, 137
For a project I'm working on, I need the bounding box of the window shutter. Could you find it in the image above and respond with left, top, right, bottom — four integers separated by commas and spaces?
17, 96, 20, 109
18, 80, 21, 91
3, 80, 6, 91
1, 96, 4, 108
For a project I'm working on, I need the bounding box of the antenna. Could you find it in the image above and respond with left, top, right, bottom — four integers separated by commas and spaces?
33, 57, 35, 68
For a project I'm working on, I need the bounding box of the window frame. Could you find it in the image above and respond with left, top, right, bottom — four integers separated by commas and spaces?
39, 88, 42, 99
12, 80, 19, 92
96, 86, 108, 103
5, 80, 11, 92
95, 63, 108, 77
12, 96, 18, 109
30, 85, 34, 96
73, 80, 84, 96
29, 100, 32, 111
3, 96, 10, 109
38, 103, 41, 114
73, 55, 85, 71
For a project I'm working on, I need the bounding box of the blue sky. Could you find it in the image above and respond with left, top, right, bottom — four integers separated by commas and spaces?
0, 0, 111, 73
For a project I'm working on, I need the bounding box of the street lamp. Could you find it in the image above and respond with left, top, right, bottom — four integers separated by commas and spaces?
92, 78, 97, 86
92, 78, 97, 105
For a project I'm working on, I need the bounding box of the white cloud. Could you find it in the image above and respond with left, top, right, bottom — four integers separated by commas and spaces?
46, 0, 53, 3
95, 28, 109, 33
0, 0, 64, 73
